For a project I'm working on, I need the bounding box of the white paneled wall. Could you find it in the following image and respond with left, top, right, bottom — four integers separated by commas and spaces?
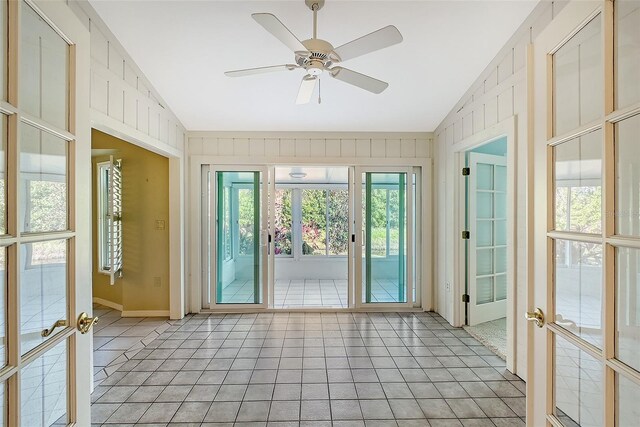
188, 135, 432, 160
68, 2, 186, 156
65, 1, 188, 319
433, 1, 568, 379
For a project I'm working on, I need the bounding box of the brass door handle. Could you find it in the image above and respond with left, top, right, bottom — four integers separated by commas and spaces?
42, 320, 67, 337
525, 308, 545, 328
77, 312, 99, 334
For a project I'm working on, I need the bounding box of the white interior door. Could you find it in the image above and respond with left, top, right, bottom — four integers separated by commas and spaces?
0, 0, 93, 425
530, 1, 640, 425
468, 152, 507, 325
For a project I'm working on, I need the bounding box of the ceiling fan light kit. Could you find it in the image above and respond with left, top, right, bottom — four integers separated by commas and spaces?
225, 0, 403, 104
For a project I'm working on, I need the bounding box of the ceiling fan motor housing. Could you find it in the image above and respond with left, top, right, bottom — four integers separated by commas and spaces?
297, 38, 339, 75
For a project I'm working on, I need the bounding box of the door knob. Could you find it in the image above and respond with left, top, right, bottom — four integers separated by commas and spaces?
77, 312, 99, 334
525, 308, 545, 328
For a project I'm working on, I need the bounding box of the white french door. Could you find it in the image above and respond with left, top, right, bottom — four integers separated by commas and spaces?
467, 152, 507, 325
355, 167, 414, 308
207, 166, 269, 309
530, 1, 640, 426
0, 0, 92, 425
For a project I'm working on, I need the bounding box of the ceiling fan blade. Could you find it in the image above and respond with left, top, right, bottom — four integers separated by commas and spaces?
252, 13, 308, 53
330, 67, 388, 94
296, 75, 317, 104
225, 64, 297, 77
333, 25, 403, 62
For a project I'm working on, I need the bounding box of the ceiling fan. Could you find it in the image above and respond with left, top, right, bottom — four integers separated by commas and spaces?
224, 0, 403, 104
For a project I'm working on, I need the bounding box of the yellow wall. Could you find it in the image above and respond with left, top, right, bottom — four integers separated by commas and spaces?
91, 129, 170, 313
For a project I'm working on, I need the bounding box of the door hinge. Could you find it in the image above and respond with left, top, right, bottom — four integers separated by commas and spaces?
268, 234, 272, 243
352, 234, 356, 243
462, 167, 470, 176
461, 231, 470, 239
462, 294, 470, 303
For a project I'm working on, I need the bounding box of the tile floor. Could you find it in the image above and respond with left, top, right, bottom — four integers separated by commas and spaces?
92, 304, 173, 386
220, 279, 407, 308
274, 280, 348, 308
91, 311, 525, 426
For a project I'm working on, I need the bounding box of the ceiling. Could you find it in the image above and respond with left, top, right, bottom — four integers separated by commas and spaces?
90, 0, 538, 132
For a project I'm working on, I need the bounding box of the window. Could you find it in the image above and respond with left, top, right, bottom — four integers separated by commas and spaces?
97, 158, 122, 284
273, 187, 351, 257
301, 189, 327, 255
327, 189, 349, 256
274, 189, 292, 256
300, 188, 350, 256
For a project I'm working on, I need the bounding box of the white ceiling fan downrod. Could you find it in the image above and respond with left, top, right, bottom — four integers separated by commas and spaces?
311, 2, 320, 39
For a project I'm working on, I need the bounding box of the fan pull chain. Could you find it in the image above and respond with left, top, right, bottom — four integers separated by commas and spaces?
318, 78, 322, 104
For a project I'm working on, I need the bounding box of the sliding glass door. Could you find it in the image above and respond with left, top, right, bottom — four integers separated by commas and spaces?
209, 167, 268, 308
202, 164, 419, 310
355, 168, 414, 308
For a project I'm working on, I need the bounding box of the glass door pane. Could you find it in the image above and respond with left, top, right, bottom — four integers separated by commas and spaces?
616, 247, 640, 371
362, 172, 407, 303
552, 14, 602, 136
615, 113, 640, 237
617, 374, 640, 426
20, 240, 67, 354
554, 130, 602, 235
554, 335, 603, 426
20, 1, 69, 130
0, 382, 4, 427
615, 0, 640, 108
554, 239, 603, 348
20, 341, 67, 426
215, 171, 262, 304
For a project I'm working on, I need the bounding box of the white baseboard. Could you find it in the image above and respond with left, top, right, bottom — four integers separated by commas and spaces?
93, 297, 123, 312
121, 310, 170, 318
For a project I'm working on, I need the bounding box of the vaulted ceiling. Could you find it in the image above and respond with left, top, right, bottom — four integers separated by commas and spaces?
90, 0, 538, 132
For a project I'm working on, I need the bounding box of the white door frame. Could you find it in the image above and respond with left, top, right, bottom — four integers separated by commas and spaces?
354, 166, 414, 309
189, 155, 432, 313
267, 165, 354, 309
267, 166, 276, 308
451, 116, 517, 373
208, 165, 269, 310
